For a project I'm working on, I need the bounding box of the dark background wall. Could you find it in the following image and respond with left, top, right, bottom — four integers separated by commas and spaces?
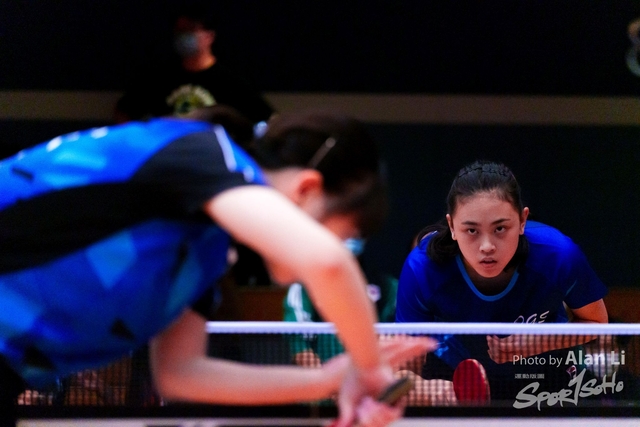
367, 124, 639, 288
2, 1, 640, 94
1, 1, 639, 287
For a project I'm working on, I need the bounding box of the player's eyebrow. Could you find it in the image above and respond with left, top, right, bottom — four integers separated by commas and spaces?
461, 218, 511, 226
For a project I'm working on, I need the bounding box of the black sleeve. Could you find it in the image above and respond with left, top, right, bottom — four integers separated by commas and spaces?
132, 130, 252, 215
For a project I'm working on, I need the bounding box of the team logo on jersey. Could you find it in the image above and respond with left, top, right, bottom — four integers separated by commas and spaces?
514, 310, 549, 324
166, 84, 216, 116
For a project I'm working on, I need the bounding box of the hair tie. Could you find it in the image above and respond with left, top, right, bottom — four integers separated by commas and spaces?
307, 137, 337, 169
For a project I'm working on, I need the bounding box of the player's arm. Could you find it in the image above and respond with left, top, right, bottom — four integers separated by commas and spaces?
487, 300, 609, 364
203, 185, 386, 383
569, 298, 608, 324
150, 309, 344, 404
148, 308, 330, 404
395, 256, 435, 323
292, 350, 323, 368
150, 309, 435, 406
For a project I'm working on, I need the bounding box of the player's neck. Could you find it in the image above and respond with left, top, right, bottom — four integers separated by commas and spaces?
468, 267, 516, 296
182, 53, 216, 72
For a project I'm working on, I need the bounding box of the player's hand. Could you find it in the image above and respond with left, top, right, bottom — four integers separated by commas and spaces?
487, 333, 598, 364
333, 362, 392, 427
332, 336, 436, 427
377, 335, 438, 370
353, 395, 405, 427
486, 334, 550, 364
487, 334, 520, 364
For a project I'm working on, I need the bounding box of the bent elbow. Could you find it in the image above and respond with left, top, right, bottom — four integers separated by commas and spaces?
307, 245, 352, 280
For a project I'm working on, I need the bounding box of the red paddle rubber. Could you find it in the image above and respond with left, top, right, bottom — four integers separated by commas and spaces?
452, 359, 491, 405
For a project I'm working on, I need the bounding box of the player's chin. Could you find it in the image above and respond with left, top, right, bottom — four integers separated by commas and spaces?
474, 262, 504, 278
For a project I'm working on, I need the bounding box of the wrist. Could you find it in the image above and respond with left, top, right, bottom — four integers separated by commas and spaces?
356, 363, 395, 395
320, 354, 350, 395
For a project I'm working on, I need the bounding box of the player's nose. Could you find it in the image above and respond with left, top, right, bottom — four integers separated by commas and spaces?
479, 237, 496, 253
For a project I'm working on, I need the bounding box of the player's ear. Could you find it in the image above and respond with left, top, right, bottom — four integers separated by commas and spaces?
446, 214, 456, 240
290, 169, 324, 206
293, 170, 325, 219
519, 207, 530, 234
297, 169, 323, 196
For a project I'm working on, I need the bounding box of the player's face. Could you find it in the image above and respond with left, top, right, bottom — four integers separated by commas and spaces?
447, 191, 528, 279
293, 179, 361, 241
173, 18, 215, 55
318, 212, 361, 242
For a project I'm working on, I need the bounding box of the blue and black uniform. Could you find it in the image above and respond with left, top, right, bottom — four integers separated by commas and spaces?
0, 119, 266, 415
396, 221, 608, 401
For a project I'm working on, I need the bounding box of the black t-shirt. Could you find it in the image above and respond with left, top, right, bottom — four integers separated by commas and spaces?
118, 62, 274, 123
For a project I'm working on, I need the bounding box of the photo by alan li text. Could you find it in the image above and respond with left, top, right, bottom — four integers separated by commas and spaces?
512, 350, 626, 368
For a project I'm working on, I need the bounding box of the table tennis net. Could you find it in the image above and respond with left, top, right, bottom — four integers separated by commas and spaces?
17, 322, 640, 410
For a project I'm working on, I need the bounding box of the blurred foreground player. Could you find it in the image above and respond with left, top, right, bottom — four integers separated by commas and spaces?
0, 110, 434, 427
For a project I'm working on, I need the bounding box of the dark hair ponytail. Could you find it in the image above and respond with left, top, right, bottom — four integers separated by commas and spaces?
416, 220, 457, 264
246, 110, 388, 237
426, 160, 529, 268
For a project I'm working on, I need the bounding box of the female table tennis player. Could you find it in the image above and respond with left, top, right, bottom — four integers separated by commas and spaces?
396, 160, 608, 402
0, 109, 433, 427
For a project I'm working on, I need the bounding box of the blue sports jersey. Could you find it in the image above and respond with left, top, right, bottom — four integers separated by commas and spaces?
0, 118, 266, 387
396, 221, 607, 376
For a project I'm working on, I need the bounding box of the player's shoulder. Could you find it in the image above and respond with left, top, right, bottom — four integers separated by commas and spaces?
524, 221, 582, 264
405, 234, 432, 267
402, 231, 454, 287
0, 118, 212, 169
523, 220, 568, 243
72, 118, 214, 150
412, 230, 449, 266
111, 118, 219, 161
110, 119, 264, 185
136, 117, 214, 138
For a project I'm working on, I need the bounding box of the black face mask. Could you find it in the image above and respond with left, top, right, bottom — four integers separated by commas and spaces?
173, 33, 199, 57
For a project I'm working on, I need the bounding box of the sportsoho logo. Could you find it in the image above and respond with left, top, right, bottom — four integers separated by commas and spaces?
512, 350, 626, 410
